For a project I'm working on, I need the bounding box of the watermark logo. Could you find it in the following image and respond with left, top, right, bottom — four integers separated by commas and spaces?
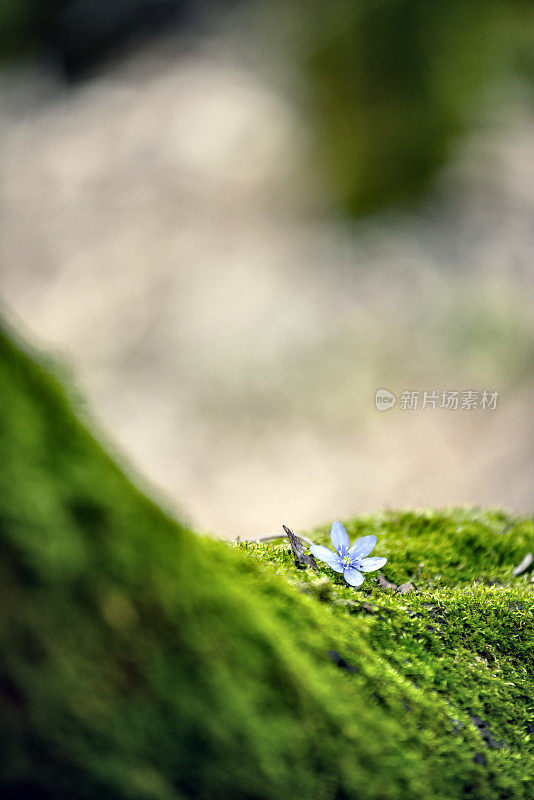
375, 389, 499, 411
375, 388, 396, 411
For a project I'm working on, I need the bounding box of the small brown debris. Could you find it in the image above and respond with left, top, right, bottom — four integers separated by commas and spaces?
378, 572, 397, 592
283, 525, 318, 571
396, 582, 415, 595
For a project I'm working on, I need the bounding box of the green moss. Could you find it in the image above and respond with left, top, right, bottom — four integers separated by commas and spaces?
0, 322, 533, 799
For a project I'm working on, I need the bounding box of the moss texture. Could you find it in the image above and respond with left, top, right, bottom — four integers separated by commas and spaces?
0, 323, 533, 800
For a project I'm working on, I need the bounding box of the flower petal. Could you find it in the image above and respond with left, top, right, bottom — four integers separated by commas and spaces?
343, 567, 364, 587
358, 556, 387, 573
330, 521, 350, 556
349, 534, 377, 560
310, 544, 343, 572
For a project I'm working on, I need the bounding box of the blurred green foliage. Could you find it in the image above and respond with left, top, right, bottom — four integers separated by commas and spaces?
1, 322, 533, 798
262, 0, 534, 213
1, 1, 533, 212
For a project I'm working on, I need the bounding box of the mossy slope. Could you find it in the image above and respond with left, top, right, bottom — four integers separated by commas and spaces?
0, 324, 533, 800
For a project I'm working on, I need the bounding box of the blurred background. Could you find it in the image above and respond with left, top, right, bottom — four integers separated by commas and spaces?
1, 0, 533, 538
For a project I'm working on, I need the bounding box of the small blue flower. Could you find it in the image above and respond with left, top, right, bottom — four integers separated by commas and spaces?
310, 521, 387, 587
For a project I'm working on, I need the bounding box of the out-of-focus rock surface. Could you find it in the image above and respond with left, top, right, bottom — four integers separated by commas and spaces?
1, 34, 533, 537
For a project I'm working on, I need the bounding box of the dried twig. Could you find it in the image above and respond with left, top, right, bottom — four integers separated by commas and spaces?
247, 531, 316, 547
283, 525, 318, 571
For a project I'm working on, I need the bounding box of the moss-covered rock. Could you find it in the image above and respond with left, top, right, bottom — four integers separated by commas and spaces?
0, 323, 533, 799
